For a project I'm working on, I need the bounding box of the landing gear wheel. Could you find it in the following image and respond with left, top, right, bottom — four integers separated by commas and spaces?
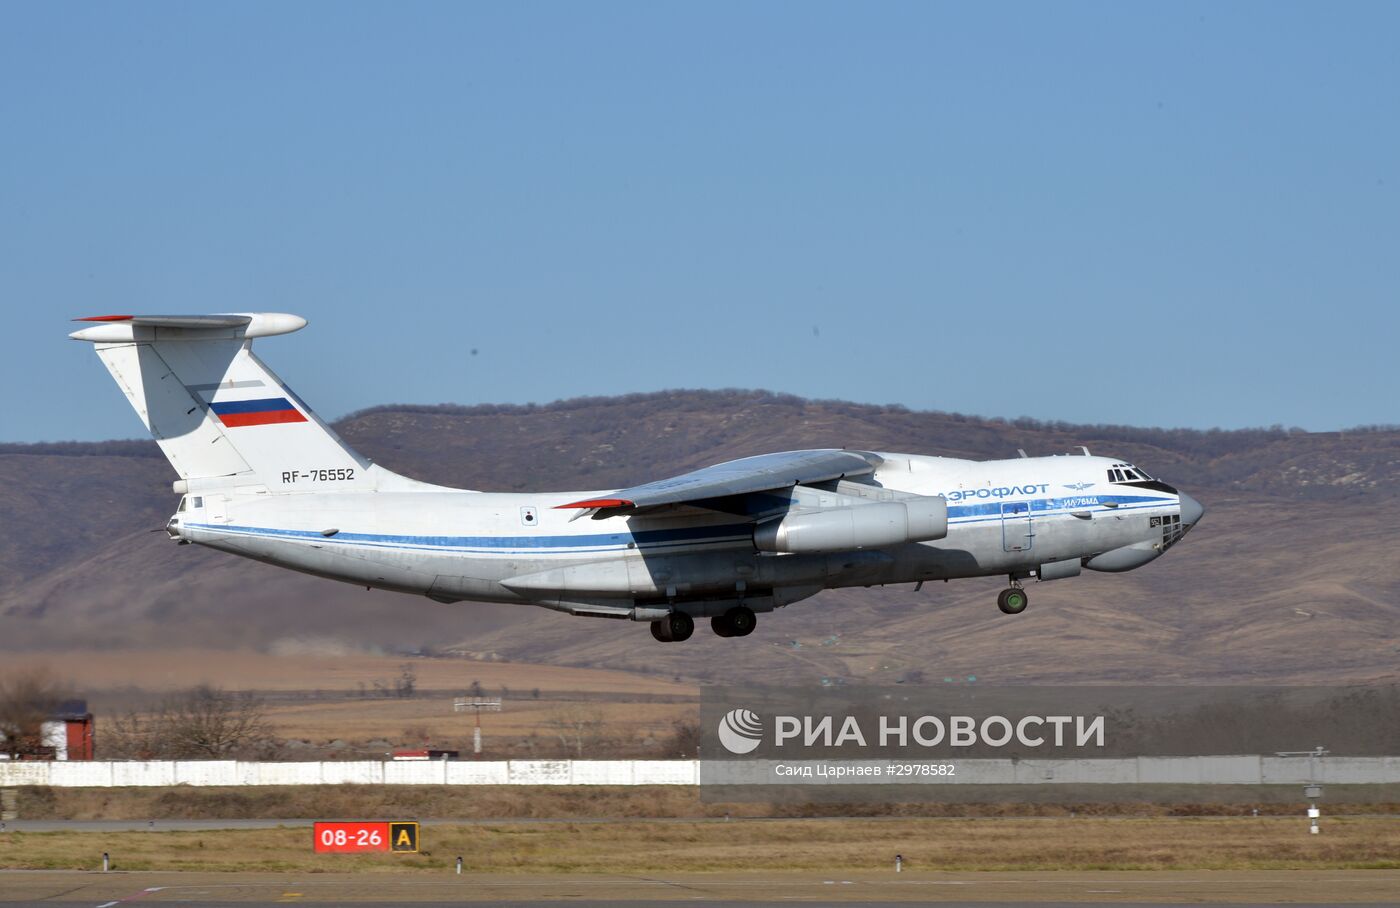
650, 619, 670, 642
710, 605, 757, 638
997, 588, 1029, 615
725, 605, 757, 637
666, 610, 695, 642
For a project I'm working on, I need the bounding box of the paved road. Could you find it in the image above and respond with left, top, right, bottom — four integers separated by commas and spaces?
2, 870, 1398, 906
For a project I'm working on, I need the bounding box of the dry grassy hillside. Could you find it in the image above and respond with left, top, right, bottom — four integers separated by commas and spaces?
2, 390, 1397, 685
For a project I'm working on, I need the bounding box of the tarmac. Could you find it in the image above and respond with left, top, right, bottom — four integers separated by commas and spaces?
1, 870, 1399, 907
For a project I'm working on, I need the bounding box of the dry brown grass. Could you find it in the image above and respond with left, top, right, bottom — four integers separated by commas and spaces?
19, 785, 715, 822
19, 785, 1400, 823
262, 697, 692, 750
2, 817, 1398, 873
5, 649, 694, 696
8, 649, 699, 757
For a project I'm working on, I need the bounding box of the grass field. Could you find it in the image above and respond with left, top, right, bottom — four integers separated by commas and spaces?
260, 696, 693, 752
4, 647, 700, 758
4, 648, 695, 696
2, 817, 1398, 873
15, 785, 1400, 822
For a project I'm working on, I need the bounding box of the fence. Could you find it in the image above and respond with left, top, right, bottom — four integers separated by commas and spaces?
0, 757, 1396, 787
0, 759, 696, 787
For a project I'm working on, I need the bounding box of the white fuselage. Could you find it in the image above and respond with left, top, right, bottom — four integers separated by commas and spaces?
170, 452, 1194, 620
71, 313, 1203, 636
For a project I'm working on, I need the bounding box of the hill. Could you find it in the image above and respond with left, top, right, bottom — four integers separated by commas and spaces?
2, 390, 1397, 684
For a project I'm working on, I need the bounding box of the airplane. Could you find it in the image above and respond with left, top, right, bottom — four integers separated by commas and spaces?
71, 313, 1204, 643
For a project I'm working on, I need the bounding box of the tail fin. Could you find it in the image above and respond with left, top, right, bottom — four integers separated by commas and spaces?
71, 313, 377, 493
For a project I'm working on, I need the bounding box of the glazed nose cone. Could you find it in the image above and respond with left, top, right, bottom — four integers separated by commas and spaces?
1179, 492, 1204, 527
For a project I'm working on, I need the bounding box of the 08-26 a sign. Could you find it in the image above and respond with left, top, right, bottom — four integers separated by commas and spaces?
313, 821, 419, 853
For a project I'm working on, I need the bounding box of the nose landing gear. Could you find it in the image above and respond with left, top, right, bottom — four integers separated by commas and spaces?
997, 585, 1029, 615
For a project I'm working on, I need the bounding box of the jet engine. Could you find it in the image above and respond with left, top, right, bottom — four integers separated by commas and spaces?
753, 497, 948, 554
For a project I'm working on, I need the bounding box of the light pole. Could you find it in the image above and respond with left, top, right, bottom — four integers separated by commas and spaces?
1275, 746, 1328, 834
454, 696, 502, 756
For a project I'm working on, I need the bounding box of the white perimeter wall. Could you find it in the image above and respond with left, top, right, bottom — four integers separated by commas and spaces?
0, 757, 1397, 787
0, 760, 698, 787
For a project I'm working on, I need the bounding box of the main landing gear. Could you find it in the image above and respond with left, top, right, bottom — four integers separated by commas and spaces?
650, 611, 694, 642
649, 606, 757, 642
997, 584, 1029, 615
711, 605, 756, 638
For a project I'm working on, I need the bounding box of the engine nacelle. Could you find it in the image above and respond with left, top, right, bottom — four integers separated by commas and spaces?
753, 497, 947, 554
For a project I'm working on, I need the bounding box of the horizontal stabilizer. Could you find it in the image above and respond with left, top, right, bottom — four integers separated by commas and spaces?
75, 314, 253, 328
70, 313, 306, 342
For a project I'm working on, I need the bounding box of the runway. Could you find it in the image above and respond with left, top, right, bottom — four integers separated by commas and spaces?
2, 870, 1398, 906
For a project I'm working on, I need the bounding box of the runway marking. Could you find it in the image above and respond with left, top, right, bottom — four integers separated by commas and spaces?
94, 887, 166, 908
630, 874, 712, 895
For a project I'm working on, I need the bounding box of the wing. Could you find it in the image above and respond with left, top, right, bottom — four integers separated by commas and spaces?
557, 449, 882, 513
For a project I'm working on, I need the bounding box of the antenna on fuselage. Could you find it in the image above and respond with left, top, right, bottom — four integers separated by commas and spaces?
1078, 446, 1091, 455
1016, 449, 1028, 458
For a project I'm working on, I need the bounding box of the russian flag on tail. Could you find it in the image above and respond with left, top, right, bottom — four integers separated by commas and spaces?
210, 397, 307, 428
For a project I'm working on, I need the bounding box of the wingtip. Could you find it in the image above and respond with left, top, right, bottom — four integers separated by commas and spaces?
73, 315, 134, 322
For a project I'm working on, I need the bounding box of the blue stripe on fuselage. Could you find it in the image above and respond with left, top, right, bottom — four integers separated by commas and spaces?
182, 521, 754, 555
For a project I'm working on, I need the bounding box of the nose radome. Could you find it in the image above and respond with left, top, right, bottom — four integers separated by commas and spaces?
1179, 492, 1204, 526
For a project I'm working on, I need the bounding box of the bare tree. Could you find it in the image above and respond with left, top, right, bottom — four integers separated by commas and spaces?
541, 704, 605, 758
0, 671, 70, 759
106, 686, 279, 759
160, 686, 277, 757
395, 665, 417, 699
104, 708, 162, 760
664, 718, 703, 758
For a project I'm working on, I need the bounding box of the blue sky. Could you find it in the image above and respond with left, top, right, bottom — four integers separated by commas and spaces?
3, 2, 1397, 442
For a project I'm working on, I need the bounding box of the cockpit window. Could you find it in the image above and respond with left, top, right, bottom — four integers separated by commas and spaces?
1108, 464, 1152, 483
